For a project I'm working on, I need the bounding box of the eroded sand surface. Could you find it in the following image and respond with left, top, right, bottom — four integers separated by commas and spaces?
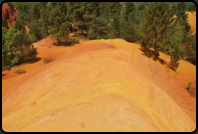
2, 39, 196, 132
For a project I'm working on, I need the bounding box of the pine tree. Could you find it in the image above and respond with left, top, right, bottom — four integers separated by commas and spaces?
39, 2, 48, 9
3, 28, 20, 67
188, 2, 196, 11
40, 7, 49, 38
123, 2, 136, 21
176, 2, 191, 43
109, 2, 121, 17
15, 31, 37, 64
137, 3, 145, 11
141, 2, 177, 58
112, 15, 120, 38
176, 2, 186, 13
100, 2, 110, 21
31, 3, 40, 21
83, 2, 100, 36
185, 33, 196, 65
89, 17, 109, 40
13, 19, 25, 32
172, 5, 177, 15
66, 2, 75, 22
29, 20, 41, 41
73, 2, 86, 34
169, 44, 180, 71
122, 21, 136, 42
48, 5, 70, 46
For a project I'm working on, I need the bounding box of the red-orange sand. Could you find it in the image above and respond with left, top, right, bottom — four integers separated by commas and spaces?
2, 37, 196, 132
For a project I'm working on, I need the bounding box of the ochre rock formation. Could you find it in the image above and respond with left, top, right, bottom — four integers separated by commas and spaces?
2, 41, 196, 132
2, 3, 17, 28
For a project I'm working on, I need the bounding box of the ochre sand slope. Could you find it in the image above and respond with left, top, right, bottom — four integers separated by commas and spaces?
2, 41, 196, 132
186, 11, 196, 33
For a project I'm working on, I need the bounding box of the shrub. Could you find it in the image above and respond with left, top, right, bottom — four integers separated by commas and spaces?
43, 56, 54, 64
69, 37, 79, 44
168, 45, 180, 71
187, 82, 192, 90
15, 68, 26, 74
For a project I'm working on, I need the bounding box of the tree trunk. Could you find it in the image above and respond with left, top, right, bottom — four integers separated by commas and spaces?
87, 30, 89, 40
154, 41, 157, 60
154, 42, 157, 55
57, 36, 60, 46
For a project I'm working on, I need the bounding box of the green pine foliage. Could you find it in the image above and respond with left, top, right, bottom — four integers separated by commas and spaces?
29, 20, 41, 41
2, 2, 195, 70
122, 22, 136, 42
169, 45, 180, 71
73, 2, 86, 34
2, 28, 20, 67
137, 3, 146, 11
48, 4, 70, 46
83, 2, 101, 35
185, 33, 196, 65
123, 2, 136, 21
100, 2, 110, 21
141, 2, 177, 56
172, 5, 177, 15
88, 17, 109, 40
188, 2, 196, 11
109, 2, 121, 17
112, 15, 121, 38
13, 19, 25, 32
176, 2, 191, 43
14, 31, 38, 64
31, 3, 40, 21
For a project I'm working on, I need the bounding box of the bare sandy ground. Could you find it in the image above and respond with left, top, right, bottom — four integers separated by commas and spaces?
2, 11, 196, 132
2, 38, 196, 132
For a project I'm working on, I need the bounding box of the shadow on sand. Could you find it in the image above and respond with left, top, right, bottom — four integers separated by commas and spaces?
139, 45, 167, 66
15, 57, 42, 66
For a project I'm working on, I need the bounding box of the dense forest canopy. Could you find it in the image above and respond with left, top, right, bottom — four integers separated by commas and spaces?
2, 2, 196, 72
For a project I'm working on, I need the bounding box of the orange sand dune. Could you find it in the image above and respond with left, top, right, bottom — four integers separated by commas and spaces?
2, 39, 196, 132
